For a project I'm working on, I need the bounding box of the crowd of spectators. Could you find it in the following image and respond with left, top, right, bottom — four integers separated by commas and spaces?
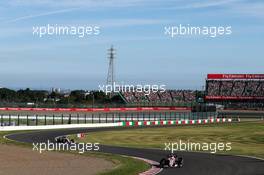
148, 91, 160, 102
244, 81, 259, 96
184, 90, 196, 102
123, 92, 137, 103
122, 90, 196, 104
220, 81, 233, 96
257, 82, 264, 96
159, 91, 173, 102
170, 90, 185, 103
207, 80, 264, 97
134, 92, 149, 103
231, 81, 245, 96
207, 81, 220, 96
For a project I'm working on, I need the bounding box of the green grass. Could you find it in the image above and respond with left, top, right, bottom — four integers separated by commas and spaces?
0, 131, 149, 175
88, 153, 150, 175
71, 121, 264, 159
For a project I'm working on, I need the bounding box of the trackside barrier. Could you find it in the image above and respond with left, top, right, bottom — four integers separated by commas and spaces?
117, 118, 233, 127
0, 118, 232, 131
0, 112, 218, 127
0, 107, 191, 112
0, 123, 120, 131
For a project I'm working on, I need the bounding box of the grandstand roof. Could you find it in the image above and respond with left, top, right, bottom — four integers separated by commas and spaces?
207, 74, 264, 80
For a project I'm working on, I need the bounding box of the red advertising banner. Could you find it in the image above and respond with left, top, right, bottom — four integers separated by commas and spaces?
205, 96, 264, 100
207, 74, 264, 80
0, 107, 191, 112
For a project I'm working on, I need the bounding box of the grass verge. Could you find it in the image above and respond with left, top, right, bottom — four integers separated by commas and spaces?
88, 153, 150, 175
0, 131, 150, 175
71, 121, 264, 159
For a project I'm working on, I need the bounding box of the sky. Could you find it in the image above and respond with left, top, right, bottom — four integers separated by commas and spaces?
0, 0, 263, 90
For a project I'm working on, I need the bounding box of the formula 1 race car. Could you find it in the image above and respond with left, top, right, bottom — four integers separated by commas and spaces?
55, 136, 75, 144
160, 153, 184, 168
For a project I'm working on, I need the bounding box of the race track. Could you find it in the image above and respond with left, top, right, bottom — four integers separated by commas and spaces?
6, 127, 264, 175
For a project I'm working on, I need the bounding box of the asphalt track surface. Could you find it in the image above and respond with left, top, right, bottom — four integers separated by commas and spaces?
6, 127, 264, 175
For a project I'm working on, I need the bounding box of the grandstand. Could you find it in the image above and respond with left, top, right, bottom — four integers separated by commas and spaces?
205, 74, 264, 109
121, 90, 197, 105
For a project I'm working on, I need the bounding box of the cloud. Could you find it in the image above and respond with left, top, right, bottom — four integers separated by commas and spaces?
2, 8, 79, 23
230, 2, 264, 17
0, 0, 157, 23
165, 0, 264, 18
1, 0, 148, 8
171, 0, 240, 9
1, 0, 263, 26
2, 0, 242, 9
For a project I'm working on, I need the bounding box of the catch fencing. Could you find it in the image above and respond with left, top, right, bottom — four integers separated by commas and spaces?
0, 111, 217, 126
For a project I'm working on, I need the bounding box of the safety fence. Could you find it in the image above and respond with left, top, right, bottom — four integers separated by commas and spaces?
0, 111, 216, 126
0, 118, 234, 131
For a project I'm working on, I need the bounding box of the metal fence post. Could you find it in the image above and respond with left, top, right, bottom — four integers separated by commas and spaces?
77, 114, 79, 124
44, 115, 47, 125
36, 115, 38, 126
27, 115, 29, 126
9, 114, 11, 126
99, 114, 101, 123
18, 114, 20, 126
68, 114, 71, 124
1, 114, 3, 126
53, 114, 55, 125
84, 114, 87, 124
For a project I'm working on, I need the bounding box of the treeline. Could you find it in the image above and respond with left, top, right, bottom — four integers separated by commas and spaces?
0, 88, 124, 106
